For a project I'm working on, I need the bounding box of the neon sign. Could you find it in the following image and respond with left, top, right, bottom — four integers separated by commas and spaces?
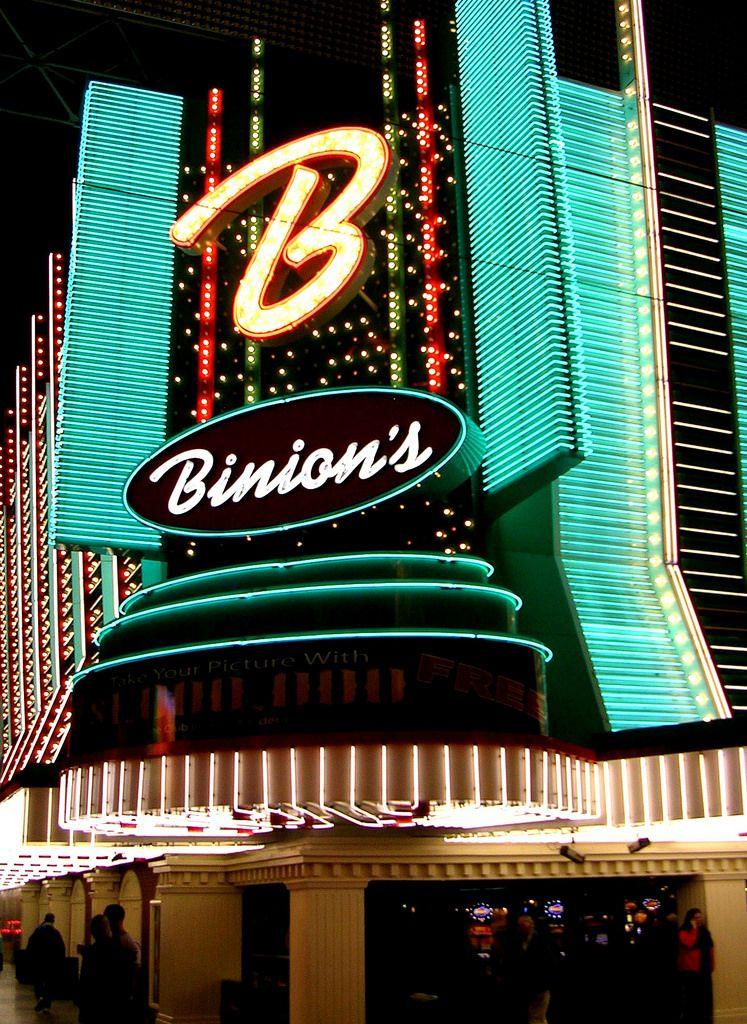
170, 127, 395, 344
125, 388, 483, 536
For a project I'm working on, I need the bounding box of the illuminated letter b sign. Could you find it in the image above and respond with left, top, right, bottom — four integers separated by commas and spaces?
170, 127, 395, 345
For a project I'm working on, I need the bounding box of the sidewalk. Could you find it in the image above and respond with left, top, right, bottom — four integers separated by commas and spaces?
0, 968, 77, 1023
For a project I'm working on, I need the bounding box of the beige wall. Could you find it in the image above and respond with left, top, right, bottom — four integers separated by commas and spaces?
697, 876, 747, 1024
676, 873, 747, 1022
85, 868, 120, 917
288, 881, 366, 1024
20, 882, 41, 948
119, 869, 143, 947
41, 880, 72, 955
152, 863, 241, 1024
69, 878, 86, 957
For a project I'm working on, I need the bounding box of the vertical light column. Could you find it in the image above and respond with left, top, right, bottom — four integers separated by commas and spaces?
80, 550, 103, 666
413, 19, 446, 394
47, 252, 73, 696
556, 80, 719, 727
197, 88, 222, 423
118, 553, 142, 607
455, 0, 588, 495
716, 124, 747, 563
3, 420, 22, 745
15, 364, 35, 727
53, 81, 183, 551
245, 38, 264, 405
11, 317, 54, 775
380, 0, 407, 386
31, 316, 53, 711
0, 445, 9, 757
71, 551, 86, 668
288, 880, 367, 1024
31, 250, 79, 771
615, 1, 729, 719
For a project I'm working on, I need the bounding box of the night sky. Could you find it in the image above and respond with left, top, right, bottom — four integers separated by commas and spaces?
0, 0, 744, 411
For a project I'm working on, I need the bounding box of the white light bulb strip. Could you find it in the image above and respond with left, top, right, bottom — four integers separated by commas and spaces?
617, 0, 730, 720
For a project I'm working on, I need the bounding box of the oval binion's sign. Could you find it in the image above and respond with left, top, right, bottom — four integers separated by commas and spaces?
125, 388, 483, 536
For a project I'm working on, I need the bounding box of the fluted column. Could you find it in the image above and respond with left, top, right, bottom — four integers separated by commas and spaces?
287, 879, 367, 1024
153, 859, 241, 1024
689, 875, 747, 1022
84, 868, 121, 917
41, 879, 73, 954
20, 882, 41, 948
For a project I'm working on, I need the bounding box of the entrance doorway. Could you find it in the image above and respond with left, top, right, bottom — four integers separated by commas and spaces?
366, 877, 685, 1024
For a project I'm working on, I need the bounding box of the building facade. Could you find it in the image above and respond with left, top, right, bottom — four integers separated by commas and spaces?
1, 1, 747, 1022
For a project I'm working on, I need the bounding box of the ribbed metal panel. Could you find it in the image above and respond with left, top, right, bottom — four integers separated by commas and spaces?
648, 106, 747, 717
717, 124, 747, 553
53, 82, 183, 551
557, 80, 707, 729
715, 122, 747, 709
455, 0, 588, 495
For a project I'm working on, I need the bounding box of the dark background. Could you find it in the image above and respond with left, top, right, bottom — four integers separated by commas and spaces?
1, 0, 744, 410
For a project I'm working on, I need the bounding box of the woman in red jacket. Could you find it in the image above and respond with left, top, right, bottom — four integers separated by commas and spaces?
678, 908, 715, 1024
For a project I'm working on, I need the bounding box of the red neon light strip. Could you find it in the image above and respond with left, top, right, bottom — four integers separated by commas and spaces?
413, 19, 446, 394
197, 88, 223, 422
48, 251, 75, 681
0, 421, 30, 782
34, 686, 72, 767
10, 255, 73, 779
3, 422, 21, 748
16, 323, 55, 773
48, 252, 76, 697
34, 391, 51, 699
83, 550, 102, 654
0, 445, 9, 757
2, 369, 37, 781
33, 319, 53, 707
18, 438, 34, 732
48, 253, 65, 403
10, 447, 39, 772
118, 553, 140, 606
16, 365, 36, 733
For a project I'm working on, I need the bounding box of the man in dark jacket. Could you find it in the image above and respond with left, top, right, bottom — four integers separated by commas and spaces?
27, 912, 66, 1012
507, 914, 556, 1024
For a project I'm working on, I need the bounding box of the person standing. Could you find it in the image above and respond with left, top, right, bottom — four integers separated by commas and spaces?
76, 914, 117, 1023
678, 907, 715, 1024
103, 904, 141, 1022
648, 911, 681, 1024
26, 912, 66, 1013
507, 914, 556, 1024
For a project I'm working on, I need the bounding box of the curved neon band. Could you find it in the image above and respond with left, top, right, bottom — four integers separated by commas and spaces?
74, 630, 553, 687
120, 551, 495, 615
98, 580, 523, 648
170, 127, 395, 344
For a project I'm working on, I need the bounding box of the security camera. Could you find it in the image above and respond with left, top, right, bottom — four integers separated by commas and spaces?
559, 844, 585, 864
627, 837, 651, 854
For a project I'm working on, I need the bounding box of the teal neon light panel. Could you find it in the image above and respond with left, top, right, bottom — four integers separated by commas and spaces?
557, 80, 706, 728
53, 82, 183, 551
455, 0, 588, 496
716, 124, 747, 561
